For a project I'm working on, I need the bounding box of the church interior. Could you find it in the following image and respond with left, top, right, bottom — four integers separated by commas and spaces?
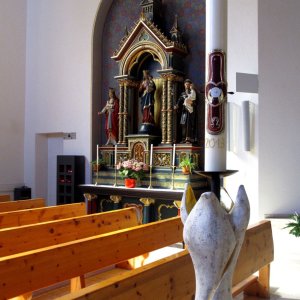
0, 0, 300, 299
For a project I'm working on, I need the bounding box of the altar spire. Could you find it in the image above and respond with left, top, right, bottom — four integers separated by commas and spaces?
140, 0, 162, 24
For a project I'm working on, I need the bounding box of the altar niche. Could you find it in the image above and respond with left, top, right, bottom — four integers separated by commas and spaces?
111, 8, 188, 146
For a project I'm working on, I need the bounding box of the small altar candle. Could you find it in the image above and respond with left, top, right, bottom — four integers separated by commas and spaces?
114, 145, 117, 165
172, 144, 176, 166
150, 144, 153, 166
96, 144, 99, 166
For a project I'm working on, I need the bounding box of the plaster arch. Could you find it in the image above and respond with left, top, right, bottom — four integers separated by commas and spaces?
91, 0, 114, 158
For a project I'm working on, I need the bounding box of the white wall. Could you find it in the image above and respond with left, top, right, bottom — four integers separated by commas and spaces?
24, 0, 101, 197
259, 0, 300, 217
226, 0, 259, 222
3, 0, 299, 215
0, 0, 27, 197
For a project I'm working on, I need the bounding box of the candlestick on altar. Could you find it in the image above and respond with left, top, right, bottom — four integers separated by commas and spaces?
149, 144, 153, 166
170, 166, 176, 190
172, 144, 176, 166
95, 144, 99, 186
114, 145, 117, 187
148, 165, 153, 189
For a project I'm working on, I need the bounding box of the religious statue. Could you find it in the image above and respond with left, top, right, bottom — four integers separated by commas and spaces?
139, 70, 156, 125
174, 79, 197, 143
98, 88, 119, 145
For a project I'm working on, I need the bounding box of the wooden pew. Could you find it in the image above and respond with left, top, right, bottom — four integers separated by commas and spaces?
0, 216, 182, 299
0, 207, 140, 258
0, 194, 10, 202
0, 202, 86, 229
0, 219, 273, 300
56, 220, 274, 300
0, 198, 45, 213
0, 207, 141, 299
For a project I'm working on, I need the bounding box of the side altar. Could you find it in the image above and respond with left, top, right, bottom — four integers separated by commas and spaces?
87, 1, 208, 222
81, 138, 208, 222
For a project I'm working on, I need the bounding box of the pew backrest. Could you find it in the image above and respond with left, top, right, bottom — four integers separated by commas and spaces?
0, 198, 45, 213
0, 207, 140, 257
0, 194, 10, 202
57, 220, 274, 300
0, 216, 183, 299
0, 202, 86, 229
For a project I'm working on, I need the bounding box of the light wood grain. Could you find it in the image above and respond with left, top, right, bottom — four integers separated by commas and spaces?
0, 198, 45, 213
0, 207, 140, 257
59, 250, 195, 300
0, 202, 86, 229
0, 217, 183, 299
233, 220, 274, 285
57, 220, 274, 300
0, 194, 10, 202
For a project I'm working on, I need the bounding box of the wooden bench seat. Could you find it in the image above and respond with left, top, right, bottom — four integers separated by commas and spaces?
0, 198, 45, 213
0, 202, 86, 229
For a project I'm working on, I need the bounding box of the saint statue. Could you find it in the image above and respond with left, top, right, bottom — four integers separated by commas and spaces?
98, 88, 119, 145
139, 70, 156, 125
174, 79, 197, 143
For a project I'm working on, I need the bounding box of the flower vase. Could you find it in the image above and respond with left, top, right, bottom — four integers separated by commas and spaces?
124, 178, 136, 188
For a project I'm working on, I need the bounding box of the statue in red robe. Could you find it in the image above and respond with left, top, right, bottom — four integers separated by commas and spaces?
139, 70, 156, 125
98, 88, 119, 145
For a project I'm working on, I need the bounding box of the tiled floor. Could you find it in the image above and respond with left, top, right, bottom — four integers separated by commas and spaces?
235, 218, 300, 300
33, 218, 300, 299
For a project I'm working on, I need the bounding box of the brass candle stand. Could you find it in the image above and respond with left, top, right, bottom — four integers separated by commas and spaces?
148, 165, 153, 189
113, 164, 118, 187
95, 165, 99, 186
170, 166, 176, 190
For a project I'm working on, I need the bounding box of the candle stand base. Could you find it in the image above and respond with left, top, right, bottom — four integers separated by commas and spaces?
194, 170, 238, 201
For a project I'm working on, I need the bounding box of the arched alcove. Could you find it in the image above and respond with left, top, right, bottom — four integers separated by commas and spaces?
92, 0, 206, 158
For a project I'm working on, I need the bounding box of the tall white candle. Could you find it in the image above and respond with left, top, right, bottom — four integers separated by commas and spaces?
172, 144, 176, 166
204, 0, 228, 172
114, 145, 117, 165
96, 144, 99, 166
150, 144, 153, 166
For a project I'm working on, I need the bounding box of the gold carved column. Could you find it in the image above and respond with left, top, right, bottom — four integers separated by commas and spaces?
161, 77, 167, 144
118, 81, 125, 144
160, 74, 184, 144
166, 75, 176, 144
123, 83, 128, 144
118, 79, 139, 145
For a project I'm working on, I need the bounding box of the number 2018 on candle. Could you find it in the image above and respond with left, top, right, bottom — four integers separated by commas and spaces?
205, 137, 225, 149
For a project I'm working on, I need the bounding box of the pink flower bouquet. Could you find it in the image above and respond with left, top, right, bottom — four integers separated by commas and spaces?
117, 159, 148, 180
